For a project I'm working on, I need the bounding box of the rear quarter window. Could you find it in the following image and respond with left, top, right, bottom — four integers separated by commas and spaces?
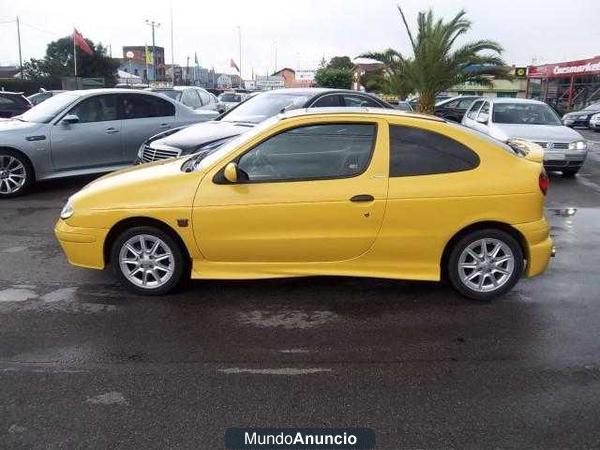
389, 125, 480, 177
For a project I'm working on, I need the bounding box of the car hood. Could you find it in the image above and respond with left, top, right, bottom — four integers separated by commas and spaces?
0, 118, 44, 134
71, 157, 203, 211
154, 120, 253, 153
564, 110, 599, 118
489, 124, 583, 142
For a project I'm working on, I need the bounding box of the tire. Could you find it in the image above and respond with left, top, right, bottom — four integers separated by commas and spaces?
447, 229, 524, 301
562, 168, 579, 177
110, 226, 187, 295
0, 149, 34, 198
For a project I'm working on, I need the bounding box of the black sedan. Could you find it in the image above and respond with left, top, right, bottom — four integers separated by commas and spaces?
0, 92, 32, 118
137, 88, 394, 163
562, 102, 600, 128
433, 95, 479, 122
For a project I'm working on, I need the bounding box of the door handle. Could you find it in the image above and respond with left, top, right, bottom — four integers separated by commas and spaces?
105, 127, 119, 134
159, 123, 170, 129
350, 194, 374, 202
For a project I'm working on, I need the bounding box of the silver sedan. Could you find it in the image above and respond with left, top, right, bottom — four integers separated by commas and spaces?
0, 88, 218, 197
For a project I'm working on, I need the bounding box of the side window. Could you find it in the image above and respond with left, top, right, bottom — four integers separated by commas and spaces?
181, 90, 201, 109
120, 94, 175, 119
342, 95, 380, 108
477, 102, 490, 122
311, 95, 342, 108
466, 100, 484, 119
198, 90, 212, 106
443, 99, 460, 109
236, 123, 376, 182
0, 96, 18, 107
457, 98, 475, 109
69, 95, 118, 123
389, 125, 479, 177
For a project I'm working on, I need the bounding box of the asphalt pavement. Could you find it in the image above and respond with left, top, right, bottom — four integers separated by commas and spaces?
1, 130, 599, 449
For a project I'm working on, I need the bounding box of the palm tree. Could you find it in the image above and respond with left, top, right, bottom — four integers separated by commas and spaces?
366, 7, 510, 113
359, 48, 412, 99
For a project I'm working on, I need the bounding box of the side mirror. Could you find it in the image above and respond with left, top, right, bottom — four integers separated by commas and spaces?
476, 113, 489, 124
224, 162, 238, 183
62, 114, 80, 124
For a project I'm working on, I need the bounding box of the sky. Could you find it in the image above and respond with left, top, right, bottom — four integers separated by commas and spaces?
0, 0, 599, 79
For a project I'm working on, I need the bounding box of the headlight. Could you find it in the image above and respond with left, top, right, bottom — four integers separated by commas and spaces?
568, 140, 587, 150
591, 113, 600, 121
60, 202, 74, 220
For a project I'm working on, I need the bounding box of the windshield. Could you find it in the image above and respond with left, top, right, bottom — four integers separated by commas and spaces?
153, 90, 182, 101
221, 92, 312, 124
583, 103, 600, 111
191, 116, 281, 171
492, 103, 562, 125
220, 93, 242, 102
19, 92, 81, 123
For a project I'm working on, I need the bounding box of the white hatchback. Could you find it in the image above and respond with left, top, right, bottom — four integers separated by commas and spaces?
462, 98, 587, 176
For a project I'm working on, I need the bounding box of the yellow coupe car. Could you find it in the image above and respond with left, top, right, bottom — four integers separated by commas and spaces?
55, 108, 553, 300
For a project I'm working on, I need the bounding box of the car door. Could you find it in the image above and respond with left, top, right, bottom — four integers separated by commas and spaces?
462, 99, 484, 128
192, 118, 388, 263
471, 100, 491, 134
119, 93, 176, 161
50, 94, 123, 171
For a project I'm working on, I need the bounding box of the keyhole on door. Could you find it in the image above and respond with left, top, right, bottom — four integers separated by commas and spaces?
364, 212, 370, 218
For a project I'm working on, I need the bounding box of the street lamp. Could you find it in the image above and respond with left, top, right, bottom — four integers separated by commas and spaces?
145, 19, 160, 81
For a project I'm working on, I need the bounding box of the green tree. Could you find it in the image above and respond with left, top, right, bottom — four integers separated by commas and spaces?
314, 56, 354, 89
359, 48, 412, 99
364, 7, 509, 113
23, 36, 119, 86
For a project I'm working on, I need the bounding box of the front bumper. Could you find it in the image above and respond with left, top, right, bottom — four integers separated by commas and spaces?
543, 150, 587, 171
55, 220, 107, 270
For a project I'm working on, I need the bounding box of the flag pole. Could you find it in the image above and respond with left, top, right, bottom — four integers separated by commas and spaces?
73, 31, 78, 77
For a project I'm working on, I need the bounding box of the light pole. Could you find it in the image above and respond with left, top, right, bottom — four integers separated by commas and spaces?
237, 26, 242, 84
145, 20, 160, 81
16, 17, 23, 79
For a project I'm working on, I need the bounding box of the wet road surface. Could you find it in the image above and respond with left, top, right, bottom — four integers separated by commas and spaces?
1, 131, 599, 448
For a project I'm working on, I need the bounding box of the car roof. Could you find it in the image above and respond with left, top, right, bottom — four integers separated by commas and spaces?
266, 88, 376, 96
0, 91, 25, 96
482, 97, 548, 105
149, 86, 206, 92
279, 107, 444, 122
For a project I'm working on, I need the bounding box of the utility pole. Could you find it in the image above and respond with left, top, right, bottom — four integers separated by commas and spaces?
16, 17, 23, 78
170, 3, 175, 85
237, 26, 242, 82
145, 20, 160, 81
274, 41, 278, 75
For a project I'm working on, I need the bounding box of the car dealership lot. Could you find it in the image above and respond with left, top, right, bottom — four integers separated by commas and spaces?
1, 131, 599, 448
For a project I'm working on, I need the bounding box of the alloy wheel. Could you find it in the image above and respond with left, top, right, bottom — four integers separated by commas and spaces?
0, 155, 26, 195
457, 238, 515, 293
118, 234, 175, 289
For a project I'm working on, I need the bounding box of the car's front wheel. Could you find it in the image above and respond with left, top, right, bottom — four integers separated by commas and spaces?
0, 150, 33, 198
447, 229, 524, 301
111, 226, 187, 295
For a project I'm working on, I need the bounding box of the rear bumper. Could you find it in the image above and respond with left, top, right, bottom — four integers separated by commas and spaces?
54, 220, 107, 270
514, 218, 553, 277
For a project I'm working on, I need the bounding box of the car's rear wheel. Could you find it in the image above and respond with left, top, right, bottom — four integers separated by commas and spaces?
447, 229, 524, 301
0, 150, 33, 198
111, 226, 186, 295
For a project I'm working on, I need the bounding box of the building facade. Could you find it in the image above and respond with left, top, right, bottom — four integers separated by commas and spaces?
120, 46, 166, 81
527, 55, 600, 112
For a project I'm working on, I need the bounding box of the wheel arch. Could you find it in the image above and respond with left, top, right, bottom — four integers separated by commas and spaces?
440, 221, 528, 280
103, 216, 191, 266
0, 146, 36, 181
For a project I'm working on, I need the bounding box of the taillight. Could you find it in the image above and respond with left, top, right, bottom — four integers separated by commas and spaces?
539, 172, 549, 195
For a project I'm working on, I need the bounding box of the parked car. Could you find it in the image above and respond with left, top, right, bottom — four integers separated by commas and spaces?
27, 89, 66, 106
56, 108, 553, 300
0, 92, 32, 118
434, 95, 480, 122
462, 98, 587, 176
218, 92, 245, 111
137, 88, 394, 164
0, 89, 217, 197
147, 86, 225, 114
562, 102, 600, 128
393, 101, 413, 111
589, 112, 600, 132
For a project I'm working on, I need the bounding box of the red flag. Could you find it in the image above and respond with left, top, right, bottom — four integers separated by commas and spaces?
73, 28, 93, 55
230, 58, 240, 73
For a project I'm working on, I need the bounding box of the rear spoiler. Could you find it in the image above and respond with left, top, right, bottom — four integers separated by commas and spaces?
506, 138, 543, 163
